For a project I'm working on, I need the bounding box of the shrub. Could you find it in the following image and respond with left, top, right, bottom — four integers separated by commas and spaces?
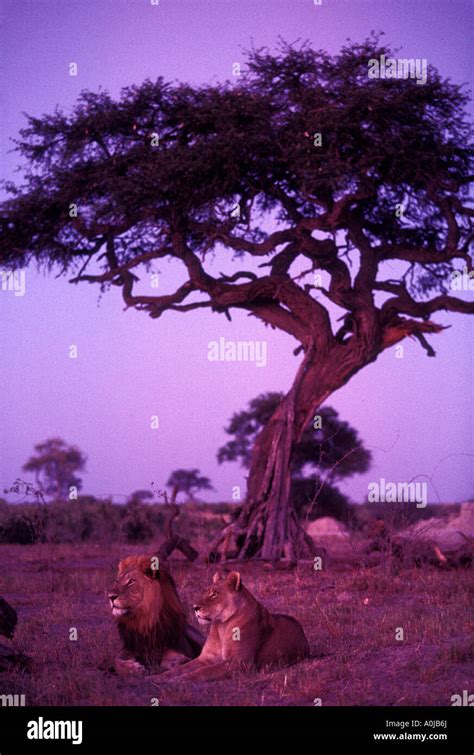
0, 505, 45, 544
121, 501, 155, 543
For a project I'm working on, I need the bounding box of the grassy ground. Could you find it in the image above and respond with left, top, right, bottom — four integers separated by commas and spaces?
0, 542, 472, 706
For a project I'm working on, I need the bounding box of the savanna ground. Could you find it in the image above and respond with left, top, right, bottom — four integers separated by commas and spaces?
0, 541, 472, 706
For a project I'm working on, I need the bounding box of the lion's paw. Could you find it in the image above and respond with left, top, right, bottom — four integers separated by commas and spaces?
114, 657, 147, 676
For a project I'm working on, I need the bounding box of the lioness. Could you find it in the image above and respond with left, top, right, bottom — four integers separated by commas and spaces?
108, 555, 203, 675
156, 571, 309, 682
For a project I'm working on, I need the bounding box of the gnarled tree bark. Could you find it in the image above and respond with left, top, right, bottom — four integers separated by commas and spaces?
210, 312, 445, 563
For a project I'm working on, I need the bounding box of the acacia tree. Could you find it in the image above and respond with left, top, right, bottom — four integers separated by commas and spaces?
1, 36, 473, 560
166, 468, 214, 501
22, 438, 86, 500
128, 489, 154, 504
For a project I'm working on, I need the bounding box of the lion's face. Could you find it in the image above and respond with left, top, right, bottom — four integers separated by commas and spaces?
108, 555, 161, 619
193, 571, 243, 625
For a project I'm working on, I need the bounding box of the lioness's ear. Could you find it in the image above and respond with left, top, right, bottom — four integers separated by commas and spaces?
212, 572, 222, 584
226, 571, 242, 591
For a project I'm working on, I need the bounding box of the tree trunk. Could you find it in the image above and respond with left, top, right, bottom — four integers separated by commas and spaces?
214, 338, 376, 563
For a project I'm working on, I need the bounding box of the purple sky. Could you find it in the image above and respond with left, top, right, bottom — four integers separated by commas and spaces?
1, 0, 473, 505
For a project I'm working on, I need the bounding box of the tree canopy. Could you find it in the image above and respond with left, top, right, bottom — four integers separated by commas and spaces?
1, 34, 472, 350
166, 468, 214, 501
22, 438, 86, 501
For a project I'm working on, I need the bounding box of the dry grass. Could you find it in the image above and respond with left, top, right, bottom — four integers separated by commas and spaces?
0, 543, 472, 706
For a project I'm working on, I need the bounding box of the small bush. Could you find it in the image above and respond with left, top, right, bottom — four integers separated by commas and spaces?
0, 504, 45, 544
121, 501, 155, 543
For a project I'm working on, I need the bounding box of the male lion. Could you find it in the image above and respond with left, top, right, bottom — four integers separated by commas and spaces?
156, 571, 309, 682
108, 554, 203, 675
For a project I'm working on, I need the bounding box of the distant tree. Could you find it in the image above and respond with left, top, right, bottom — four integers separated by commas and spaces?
166, 468, 214, 502
22, 438, 86, 501
128, 489, 154, 504
218, 392, 371, 520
